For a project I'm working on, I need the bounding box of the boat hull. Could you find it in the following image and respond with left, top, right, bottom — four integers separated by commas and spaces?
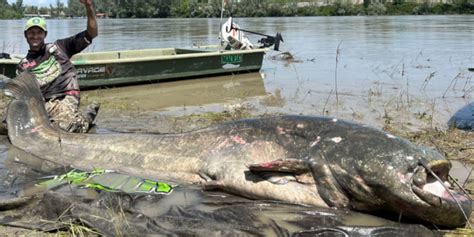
0, 47, 266, 89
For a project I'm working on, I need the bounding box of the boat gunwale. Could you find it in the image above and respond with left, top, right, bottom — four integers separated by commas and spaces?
0, 47, 268, 65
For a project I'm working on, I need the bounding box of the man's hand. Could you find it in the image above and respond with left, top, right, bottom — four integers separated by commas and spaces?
80, 0, 93, 7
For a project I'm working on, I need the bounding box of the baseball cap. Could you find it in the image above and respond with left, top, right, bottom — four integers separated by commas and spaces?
24, 17, 47, 32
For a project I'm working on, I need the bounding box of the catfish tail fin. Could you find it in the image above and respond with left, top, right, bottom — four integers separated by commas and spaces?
4, 72, 43, 102
4, 72, 53, 144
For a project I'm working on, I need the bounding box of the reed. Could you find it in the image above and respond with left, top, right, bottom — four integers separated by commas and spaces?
443, 73, 462, 98
420, 71, 436, 92
334, 41, 342, 115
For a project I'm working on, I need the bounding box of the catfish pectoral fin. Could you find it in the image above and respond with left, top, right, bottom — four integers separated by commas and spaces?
309, 153, 350, 208
248, 158, 309, 174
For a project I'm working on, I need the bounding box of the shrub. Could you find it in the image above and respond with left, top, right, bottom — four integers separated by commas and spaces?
366, 3, 387, 16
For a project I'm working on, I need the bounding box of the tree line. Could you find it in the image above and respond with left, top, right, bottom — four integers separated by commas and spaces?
1, 0, 472, 19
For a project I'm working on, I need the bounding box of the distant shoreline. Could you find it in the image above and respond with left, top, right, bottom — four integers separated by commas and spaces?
1, 1, 473, 19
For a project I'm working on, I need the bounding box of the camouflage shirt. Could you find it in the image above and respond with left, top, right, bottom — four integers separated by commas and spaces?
17, 31, 92, 100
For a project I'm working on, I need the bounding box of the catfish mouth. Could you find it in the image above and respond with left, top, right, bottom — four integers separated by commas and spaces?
410, 160, 471, 220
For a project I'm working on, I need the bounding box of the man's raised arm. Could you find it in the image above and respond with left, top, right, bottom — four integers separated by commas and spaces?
81, 0, 98, 39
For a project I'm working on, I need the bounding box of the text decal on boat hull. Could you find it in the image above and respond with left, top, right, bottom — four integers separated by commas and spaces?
221, 54, 243, 64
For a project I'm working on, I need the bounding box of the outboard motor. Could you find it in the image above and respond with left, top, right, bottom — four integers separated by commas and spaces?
258, 32, 284, 51
220, 17, 284, 51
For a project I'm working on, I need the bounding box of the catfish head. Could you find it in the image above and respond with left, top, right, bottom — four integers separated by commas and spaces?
249, 131, 471, 228
399, 147, 470, 228
326, 138, 472, 228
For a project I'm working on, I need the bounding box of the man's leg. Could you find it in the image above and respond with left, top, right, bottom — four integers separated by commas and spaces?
45, 95, 97, 133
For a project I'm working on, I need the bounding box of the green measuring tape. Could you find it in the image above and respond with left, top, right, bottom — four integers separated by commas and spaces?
38, 169, 174, 194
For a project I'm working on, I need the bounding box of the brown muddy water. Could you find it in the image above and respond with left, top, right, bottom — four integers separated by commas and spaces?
0, 16, 473, 235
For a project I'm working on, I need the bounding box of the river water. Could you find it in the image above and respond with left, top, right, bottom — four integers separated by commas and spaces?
0, 16, 473, 234
2, 16, 473, 128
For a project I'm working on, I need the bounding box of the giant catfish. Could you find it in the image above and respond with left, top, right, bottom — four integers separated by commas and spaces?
4, 72, 471, 228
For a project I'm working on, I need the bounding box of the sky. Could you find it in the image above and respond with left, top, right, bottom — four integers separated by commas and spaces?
7, 0, 67, 7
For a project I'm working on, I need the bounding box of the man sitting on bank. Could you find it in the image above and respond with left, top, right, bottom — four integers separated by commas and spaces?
16, 0, 99, 133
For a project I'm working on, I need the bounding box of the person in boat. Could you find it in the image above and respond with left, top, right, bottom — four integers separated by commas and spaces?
15, 0, 99, 133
